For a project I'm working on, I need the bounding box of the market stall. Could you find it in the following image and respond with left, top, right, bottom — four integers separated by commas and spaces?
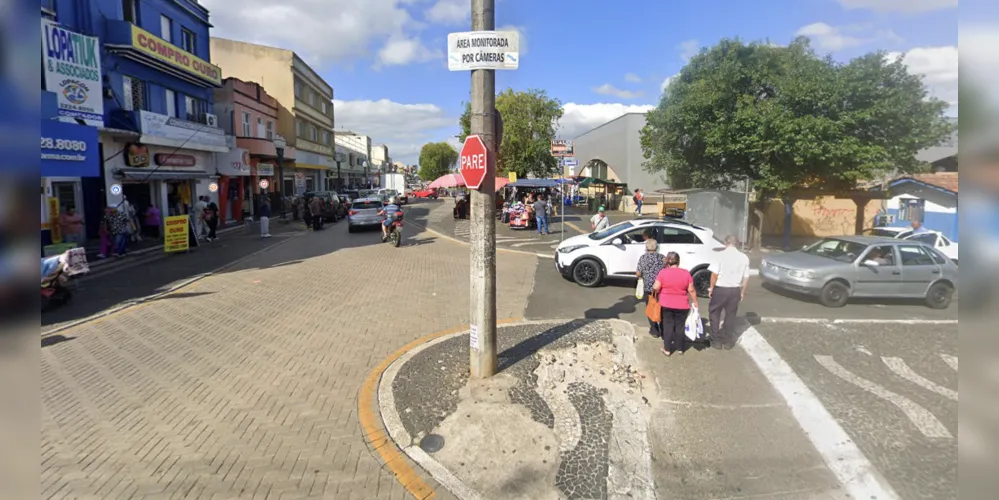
503, 179, 559, 229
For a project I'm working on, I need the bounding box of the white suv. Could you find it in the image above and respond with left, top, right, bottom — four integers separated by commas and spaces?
554, 218, 724, 296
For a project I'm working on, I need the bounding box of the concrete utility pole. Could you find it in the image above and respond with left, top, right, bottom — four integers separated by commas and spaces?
469, 0, 498, 378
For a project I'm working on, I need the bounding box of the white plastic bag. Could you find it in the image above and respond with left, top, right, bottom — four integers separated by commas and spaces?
635, 279, 645, 299
685, 305, 704, 341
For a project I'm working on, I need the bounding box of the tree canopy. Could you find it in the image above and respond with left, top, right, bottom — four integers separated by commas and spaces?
641, 38, 955, 198
417, 142, 459, 181
459, 88, 564, 179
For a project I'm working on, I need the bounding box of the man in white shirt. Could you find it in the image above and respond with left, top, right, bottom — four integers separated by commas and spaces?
590, 207, 609, 231
707, 235, 751, 349
192, 195, 208, 239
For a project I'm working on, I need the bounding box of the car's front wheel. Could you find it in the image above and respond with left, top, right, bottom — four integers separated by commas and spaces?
925, 282, 954, 309
819, 281, 850, 308
572, 259, 603, 288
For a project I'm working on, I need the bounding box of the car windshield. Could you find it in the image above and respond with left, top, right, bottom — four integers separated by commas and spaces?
352, 201, 382, 210
589, 221, 635, 241
802, 238, 869, 263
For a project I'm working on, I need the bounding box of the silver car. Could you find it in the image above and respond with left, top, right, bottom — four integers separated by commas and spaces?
759, 235, 958, 309
347, 198, 385, 233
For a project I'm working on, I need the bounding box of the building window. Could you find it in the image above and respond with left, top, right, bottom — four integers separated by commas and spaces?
256, 117, 265, 138
241, 112, 251, 136
122, 0, 139, 23
295, 119, 304, 137
294, 79, 303, 98
321, 101, 327, 113
181, 29, 196, 53
266, 121, 274, 140
160, 16, 172, 42
41, 0, 56, 18
309, 91, 317, 107
185, 95, 208, 123
321, 130, 330, 145
122, 76, 147, 111
309, 124, 317, 142
164, 89, 176, 117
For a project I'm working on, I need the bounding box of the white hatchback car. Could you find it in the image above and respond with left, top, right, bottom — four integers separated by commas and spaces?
554, 218, 724, 295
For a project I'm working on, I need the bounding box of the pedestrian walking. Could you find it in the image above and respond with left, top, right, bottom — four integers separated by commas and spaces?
636, 239, 666, 337
259, 197, 272, 238
707, 235, 751, 349
110, 206, 130, 257
204, 198, 220, 241
633, 189, 644, 215
532, 195, 550, 236
59, 206, 85, 245
192, 196, 208, 239
309, 195, 323, 231
653, 251, 698, 356
97, 207, 114, 259
590, 207, 609, 231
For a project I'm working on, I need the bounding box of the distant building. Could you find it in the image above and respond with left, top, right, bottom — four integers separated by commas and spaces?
334, 131, 373, 188
570, 113, 666, 193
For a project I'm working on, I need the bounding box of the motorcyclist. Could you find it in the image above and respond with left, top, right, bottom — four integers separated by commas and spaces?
379, 196, 402, 240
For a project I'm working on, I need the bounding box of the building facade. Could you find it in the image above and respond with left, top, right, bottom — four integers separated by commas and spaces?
213, 77, 294, 221
570, 113, 668, 193
334, 131, 372, 188
210, 38, 335, 195
42, 0, 224, 249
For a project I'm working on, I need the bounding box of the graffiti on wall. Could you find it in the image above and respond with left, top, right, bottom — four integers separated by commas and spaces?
761, 197, 882, 237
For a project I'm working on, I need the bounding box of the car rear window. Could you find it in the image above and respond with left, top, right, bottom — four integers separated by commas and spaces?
352, 201, 382, 210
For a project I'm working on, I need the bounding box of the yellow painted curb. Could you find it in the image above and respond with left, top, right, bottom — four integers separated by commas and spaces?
357, 317, 523, 499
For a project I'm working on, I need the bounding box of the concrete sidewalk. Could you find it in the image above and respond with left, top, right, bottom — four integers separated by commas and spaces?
379, 319, 855, 500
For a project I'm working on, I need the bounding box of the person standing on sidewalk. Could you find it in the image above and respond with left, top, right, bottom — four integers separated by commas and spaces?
532, 195, 550, 236
707, 235, 751, 349
653, 251, 697, 356
192, 196, 208, 240
204, 198, 220, 241
309, 195, 323, 231
259, 197, 272, 238
636, 239, 666, 337
633, 189, 644, 216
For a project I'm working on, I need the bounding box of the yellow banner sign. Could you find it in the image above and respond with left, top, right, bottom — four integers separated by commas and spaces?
508, 172, 517, 183
163, 215, 190, 253
131, 25, 222, 85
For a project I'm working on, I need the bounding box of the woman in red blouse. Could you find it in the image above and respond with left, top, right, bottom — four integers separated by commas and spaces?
653, 251, 698, 356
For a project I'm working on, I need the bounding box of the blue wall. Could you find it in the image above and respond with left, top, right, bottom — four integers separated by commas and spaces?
48, 0, 216, 129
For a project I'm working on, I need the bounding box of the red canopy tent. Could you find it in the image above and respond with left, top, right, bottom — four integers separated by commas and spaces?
429, 173, 509, 192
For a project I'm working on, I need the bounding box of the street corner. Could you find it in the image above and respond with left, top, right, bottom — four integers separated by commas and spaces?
377, 319, 659, 500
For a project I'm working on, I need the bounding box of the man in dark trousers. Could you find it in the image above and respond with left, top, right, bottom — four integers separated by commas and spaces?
707, 235, 751, 349
204, 196, 220, 241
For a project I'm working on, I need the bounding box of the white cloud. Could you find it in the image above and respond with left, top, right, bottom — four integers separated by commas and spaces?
660, 75, 674, 93
334, 99, 457, 164
679, 39, 700, 62
836, 0, 957, 13
886, 46, 959, 111
202, 0, 434, 66
592, 84, 643, 99
796, 22, 901, 52
425, 0, 469, 25
376, 34, 442, 67
558, 103, 656, 139
625, 73, 643, 83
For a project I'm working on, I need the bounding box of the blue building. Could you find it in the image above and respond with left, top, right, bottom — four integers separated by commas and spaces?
42, 0, 226, 250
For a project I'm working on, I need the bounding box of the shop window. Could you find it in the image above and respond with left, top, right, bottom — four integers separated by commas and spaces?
241, 112, 251, 136
122, 76, 147, 111
122, 0, 139, 23
185, 96, 208, 123
164, 89, 176, 117
160, 15, 172, 42
266, 121, 274, 140
181, 29, 196, 53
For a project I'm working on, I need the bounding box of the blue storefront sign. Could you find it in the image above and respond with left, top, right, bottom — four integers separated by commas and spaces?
41, 120, 99, 177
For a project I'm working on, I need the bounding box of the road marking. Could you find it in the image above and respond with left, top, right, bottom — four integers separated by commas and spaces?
565, 220, 587, 234
941, 354, 958, 371
882, 356, 958, 401
511, 240, 562, 247
760, 317, 959, 325
815, 355, 952, 438
739, 327, 899, 499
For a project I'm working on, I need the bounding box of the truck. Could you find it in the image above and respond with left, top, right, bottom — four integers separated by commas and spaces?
379, 172, 408, 204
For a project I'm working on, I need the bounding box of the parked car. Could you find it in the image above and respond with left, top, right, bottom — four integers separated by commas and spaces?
338, 194, 351, 210
554, 218, 723, 295
347, 198, 385, 233
861, 227, 912, 239
413, 188, 438, 199
759, 235, 957, 309
302, 191, 346, 222
902, 231, 958, 264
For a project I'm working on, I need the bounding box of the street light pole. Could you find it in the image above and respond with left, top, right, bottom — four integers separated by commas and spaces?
469, 0, 498, 379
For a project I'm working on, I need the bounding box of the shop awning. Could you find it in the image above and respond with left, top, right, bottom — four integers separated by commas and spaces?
295, 163, 331, 170
508, 179, 558, 188
114, 168, 215, 181
578, 177, 627, 188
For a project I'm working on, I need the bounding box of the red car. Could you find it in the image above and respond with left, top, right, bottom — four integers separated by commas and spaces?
413, 188, 438, 199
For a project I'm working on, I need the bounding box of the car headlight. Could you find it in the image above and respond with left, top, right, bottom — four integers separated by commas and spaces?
558, 245, 588, 254
787, 269, 816, 280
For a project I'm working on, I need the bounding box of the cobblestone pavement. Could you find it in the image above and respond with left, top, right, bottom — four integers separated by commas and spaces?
755, 322, 957, 500
40, 208, 538, 499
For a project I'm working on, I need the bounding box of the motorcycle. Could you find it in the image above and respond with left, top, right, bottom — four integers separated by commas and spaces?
41, 247, 89, 310
381, 210, 404, 247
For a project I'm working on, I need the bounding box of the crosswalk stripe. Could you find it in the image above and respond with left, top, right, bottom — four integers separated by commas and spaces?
940, 354, 958, 371
511, 240, 561, 247
882, 357, 958, 401
815, 355, 952, 439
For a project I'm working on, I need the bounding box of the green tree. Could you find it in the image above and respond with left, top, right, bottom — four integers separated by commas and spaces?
641, 38, 955, 198
417, 142, 459, 181
459, 88, 564, 178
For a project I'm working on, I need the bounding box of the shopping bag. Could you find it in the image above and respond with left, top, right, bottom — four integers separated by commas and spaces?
645, 295, 661, 322
635, 279, 645, 299
685, 305, 704, 341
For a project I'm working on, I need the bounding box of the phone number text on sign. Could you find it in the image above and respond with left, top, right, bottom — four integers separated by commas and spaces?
41, 137, 89, 152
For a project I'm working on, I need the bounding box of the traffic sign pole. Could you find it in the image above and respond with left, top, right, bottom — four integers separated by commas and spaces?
469, 0, 497, 379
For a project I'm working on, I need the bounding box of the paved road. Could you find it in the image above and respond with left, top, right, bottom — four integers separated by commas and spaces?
40, 208, 537, 499
420, 199, 587, 254
755, 322, 957, 500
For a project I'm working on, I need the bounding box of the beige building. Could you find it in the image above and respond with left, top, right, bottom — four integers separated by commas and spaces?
334, 130, 373, 188
371, 144, 390, 170
210, 38, 336, 193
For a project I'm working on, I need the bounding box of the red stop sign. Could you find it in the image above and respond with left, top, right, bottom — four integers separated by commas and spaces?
459, 134, 489, 190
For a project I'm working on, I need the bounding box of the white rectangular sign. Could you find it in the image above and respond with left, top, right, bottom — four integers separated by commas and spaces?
448, 31, 520, 71
469, 324, 480, 351
41, 19, 104, 127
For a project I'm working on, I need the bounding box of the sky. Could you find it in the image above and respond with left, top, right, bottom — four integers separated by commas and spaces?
199, 0, 965, 166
